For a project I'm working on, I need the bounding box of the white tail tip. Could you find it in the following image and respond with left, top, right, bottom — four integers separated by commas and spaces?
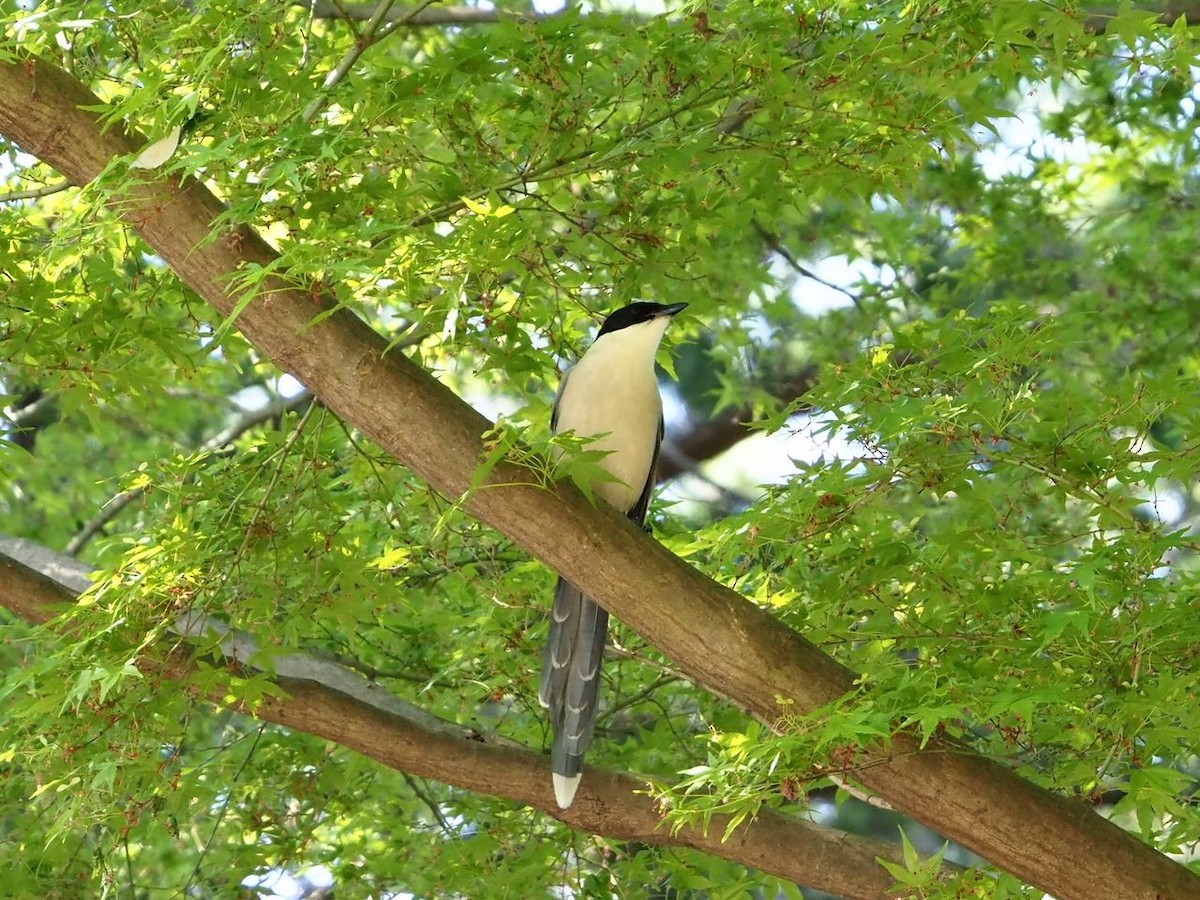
553, 773, 581, 809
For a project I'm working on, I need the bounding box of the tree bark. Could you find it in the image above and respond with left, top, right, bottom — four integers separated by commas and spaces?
1, 56, 1197, 900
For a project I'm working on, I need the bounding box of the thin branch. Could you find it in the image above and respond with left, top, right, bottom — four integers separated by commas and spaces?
184, 723, 267, 895
401, 773, 454, 835
324, 0, 364, 41
64, 325, 422, 556
829, 775, 894, 812
597, 674, 680, 726
715, 96, 760, 136
65, 391, 312, 556
300, 0, 437, 124
375, 0, 441, 40
0, 178, 73, 202
407, 79, 749, 228
605, 642, 681, 679
752, 219, 863, 309
232, 401, 318, 560
303, 0, 554, 27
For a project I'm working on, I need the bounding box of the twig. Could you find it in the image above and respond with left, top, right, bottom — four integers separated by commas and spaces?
375, 0, 440, 40
656, 366, 819, 482
751, 219, 863, 309
65, 391, 312, 556
309, 627, 459, 690
829, 774, 895, 811
715, 97, 759, 135
0, 179, 73, 202
408, 79, 748, 228
300, 0, 439, 124
598, 674, 680, 725
402, 773, 454, 834
183, 723, 267, 895
605, 643, 681, 679
303, 1, 551, 27
326, 0, 364, 39
232, 402, 318, 560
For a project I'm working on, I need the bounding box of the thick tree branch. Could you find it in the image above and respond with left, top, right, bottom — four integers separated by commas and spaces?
0, 540, 925, 900
1, 56, 1197, 900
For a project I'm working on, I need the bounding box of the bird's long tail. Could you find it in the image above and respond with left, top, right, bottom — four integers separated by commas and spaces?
538, 576, 609, 809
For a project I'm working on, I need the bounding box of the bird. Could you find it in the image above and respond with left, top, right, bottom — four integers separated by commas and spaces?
538, 300, 688, 809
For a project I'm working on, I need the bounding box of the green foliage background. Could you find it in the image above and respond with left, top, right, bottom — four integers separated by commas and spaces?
2, 0, 1199, 896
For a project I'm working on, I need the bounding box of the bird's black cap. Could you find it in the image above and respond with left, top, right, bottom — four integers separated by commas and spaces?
596, 302, 688, 338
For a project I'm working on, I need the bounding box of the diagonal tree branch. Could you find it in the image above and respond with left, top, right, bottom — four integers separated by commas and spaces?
0, 538, 928, 900
1, 55, 1197, 900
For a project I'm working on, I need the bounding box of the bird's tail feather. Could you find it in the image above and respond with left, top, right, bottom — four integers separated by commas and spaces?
539, 576, 608, 808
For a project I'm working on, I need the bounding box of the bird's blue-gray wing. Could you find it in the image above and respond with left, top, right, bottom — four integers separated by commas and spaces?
625, 414, 663, 526
549, 367, 569, 433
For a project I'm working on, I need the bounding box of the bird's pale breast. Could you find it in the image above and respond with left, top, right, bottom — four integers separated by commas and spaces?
553, 357, 662, 514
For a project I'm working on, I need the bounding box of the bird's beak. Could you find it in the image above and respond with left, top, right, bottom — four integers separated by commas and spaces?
657, 302, 688, 318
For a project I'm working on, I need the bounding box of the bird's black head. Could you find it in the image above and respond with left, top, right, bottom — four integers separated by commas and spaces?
596, 302, 688, 339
